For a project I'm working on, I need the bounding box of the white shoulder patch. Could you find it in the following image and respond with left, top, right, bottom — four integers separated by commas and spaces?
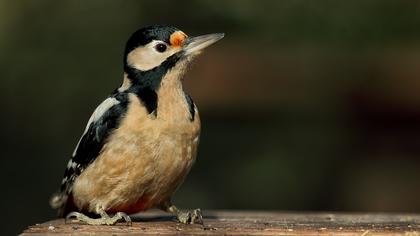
72, 97, 120, 157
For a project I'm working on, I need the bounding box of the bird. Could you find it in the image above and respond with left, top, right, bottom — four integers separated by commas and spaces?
49, 25, 224, 225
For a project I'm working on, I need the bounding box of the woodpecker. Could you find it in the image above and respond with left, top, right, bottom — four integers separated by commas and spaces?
49, 25, 224, 225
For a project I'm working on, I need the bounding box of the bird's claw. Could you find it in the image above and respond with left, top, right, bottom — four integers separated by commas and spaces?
65, 211, 132, 226
114, 212, 132, 226
177, 208, 203, 224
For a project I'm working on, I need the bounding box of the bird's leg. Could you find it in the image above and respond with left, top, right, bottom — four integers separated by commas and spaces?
160, 200, 203, 224
66, 207, 131, 226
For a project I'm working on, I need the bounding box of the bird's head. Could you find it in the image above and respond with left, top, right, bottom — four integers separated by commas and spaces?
122, 25, 224, 90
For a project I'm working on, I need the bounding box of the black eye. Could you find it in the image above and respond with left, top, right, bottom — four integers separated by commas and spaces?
155, 43, 167, 53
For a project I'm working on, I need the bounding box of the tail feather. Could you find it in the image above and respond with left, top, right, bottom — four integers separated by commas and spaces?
49, 192, 68, 217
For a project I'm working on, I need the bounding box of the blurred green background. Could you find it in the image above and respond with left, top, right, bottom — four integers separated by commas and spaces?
1, 0, 420, 234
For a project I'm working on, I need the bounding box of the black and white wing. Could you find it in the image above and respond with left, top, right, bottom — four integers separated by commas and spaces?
50, 92, 129, 215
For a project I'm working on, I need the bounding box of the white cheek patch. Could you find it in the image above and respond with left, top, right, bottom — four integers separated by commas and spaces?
127, 40, 180, 71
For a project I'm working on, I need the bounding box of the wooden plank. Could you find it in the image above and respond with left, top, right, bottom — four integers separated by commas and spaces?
21, 210, 420, 235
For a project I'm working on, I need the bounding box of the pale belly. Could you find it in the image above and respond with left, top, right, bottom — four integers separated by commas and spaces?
71, 117, 200, 214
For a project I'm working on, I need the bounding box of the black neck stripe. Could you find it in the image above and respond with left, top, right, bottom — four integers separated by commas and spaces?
122, 53, 180, 116
123, 52, 195, 120
123, 52, 181, 90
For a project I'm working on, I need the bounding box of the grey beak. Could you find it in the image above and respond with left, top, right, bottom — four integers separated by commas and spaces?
183, 33, 224, 55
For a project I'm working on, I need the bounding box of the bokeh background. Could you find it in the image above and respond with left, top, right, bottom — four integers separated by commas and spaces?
1, 0, 420, 234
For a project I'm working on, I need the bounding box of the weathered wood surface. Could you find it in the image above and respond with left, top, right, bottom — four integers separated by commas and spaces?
22, 210, 420, 235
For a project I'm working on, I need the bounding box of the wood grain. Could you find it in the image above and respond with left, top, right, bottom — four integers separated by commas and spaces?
21, 210, 420, 235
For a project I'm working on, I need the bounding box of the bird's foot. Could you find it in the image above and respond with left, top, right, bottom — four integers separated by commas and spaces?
65, 211, 131, 226
160, 201, 203, 224
176, 208, 203, 224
